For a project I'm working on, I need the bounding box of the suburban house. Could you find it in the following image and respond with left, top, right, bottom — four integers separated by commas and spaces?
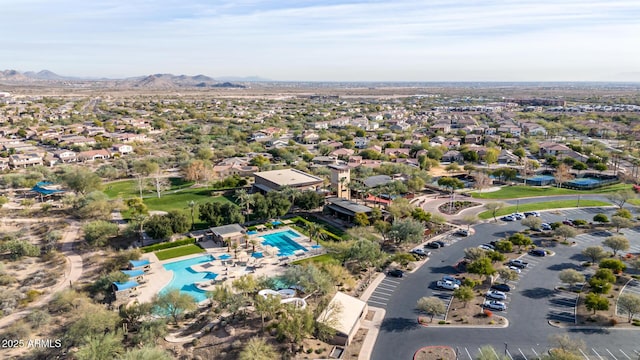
112, 144, 133, 155
9, 153, 43, 168
441, 150, 464, 163
53, 149, 77, 163
324, 197, 374, 224
539, 142, 571, 157
353, 137, 369, 149
497, 150, 520, 164
78, 149, 111, 162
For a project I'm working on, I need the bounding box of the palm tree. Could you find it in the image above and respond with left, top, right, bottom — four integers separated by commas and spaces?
280, 186, 301, 207
307, 223, 326, 245
235, 189, 253, 216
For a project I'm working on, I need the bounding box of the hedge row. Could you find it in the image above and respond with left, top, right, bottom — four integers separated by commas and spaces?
141, 238, 196, 253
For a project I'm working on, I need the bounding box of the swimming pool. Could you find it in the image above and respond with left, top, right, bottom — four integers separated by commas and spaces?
568, 178, 602, 186
261, 229, 308, 257
161, 254, 215, 303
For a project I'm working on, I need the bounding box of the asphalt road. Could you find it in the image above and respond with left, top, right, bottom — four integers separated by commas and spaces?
371, 207, 640, 360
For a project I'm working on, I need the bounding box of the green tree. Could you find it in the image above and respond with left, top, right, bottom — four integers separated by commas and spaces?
453, 286, 474, 308
75, 333, 124, 360
276, 306, 315, 349
411, 207, 431, 223
65, 303, 121, 346
546, 334, 585, 358
353, 212, 370, 226
582, 246, 608, 264
26, 309, 50, 329
484, 148, 500, 167
494, 240, 513, 253
585, 293, 609, 314
599, 259, 626, 273
497, 268, 519, 283
293, 190, 325, 210
0, 240, 40, 260
232, 274, 258, 298
144, 215, 173, 240
60, 167, 103, 195
437, 176, 464, 194
152, 289, 197, 325
593, 213, 609, 224
346, 239, 385, 270
374, 220, 392, 243
254, 294, 282, 330
603, 235, 630, 256
166, 210, 191, 234
467, 257, 496, 281
521, 216, 542, 230
617, 293, 640, 323
558, 269, 585, 289
484, 202, 506, 222
610, 216, 634, 233
508, 233, 532, 249
554, 225, 578, 241
389, 218, 425, 244
83, 220, 119, 247
464, 247, 487, 261
198, 202, 244, 226
239, 337, 279, 360
614, 208, 633, 219
416, 296, 446, 322
306, 222, 326, 245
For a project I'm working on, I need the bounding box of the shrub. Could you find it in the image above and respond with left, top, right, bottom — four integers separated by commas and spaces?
306, 349, 313, 354
315, 348, 324, 354
438, 320, 447, 324
462, 278, 480, 288
141, 238, 196, 253
610, 318, 618, 326
550, 222, 562, 230
593, 214, 609, 223
572, 219, 588, 226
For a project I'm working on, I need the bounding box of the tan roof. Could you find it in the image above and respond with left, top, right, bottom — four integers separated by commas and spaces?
317, 291, 367, 337
254, 168, 323, 187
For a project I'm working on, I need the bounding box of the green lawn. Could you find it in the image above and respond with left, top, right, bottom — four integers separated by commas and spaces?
477, 200, 611, 219
104, 177, 195, 199
154, 244, 205, 260
143, 188, 233, 212
471, 183, 631, 199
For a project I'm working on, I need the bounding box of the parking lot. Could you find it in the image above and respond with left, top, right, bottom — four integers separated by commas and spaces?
453, 345, 640, 360
367, 276, 402, 308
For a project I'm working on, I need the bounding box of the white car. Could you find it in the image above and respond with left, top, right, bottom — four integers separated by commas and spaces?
508, 266, 522, 273
501, 215, 516, 222
436, 280, 460, 290
486, 290, 507, 300
410, 248, 431, 257
483, 300, 507, 311
478, 244, 494, 251
512, 213, 525, 220
524, 211, 541, 217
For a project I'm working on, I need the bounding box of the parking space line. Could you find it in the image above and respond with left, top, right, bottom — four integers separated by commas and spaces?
506, 349, 513, 360
383, 279, 401, 285
369, 295, 389, 301
518, 348, 528, 360
531, 348, 539, 359
465, 347, 473, 360
373, 288, 394, 295
489, 347, 499, 358
619, 349, 631, 360
379, 283, 397, 288
579, 349, 590, 360
591, 348, 604, 360
605, 349, 618, 360
367, 300, 386, 306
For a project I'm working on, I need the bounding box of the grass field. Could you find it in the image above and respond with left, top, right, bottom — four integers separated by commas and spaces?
477, 200, 611, 219
154, 244, 205, 260
471, 183, 631, 199
104, 177, 195, 199
291, 253, 339, 265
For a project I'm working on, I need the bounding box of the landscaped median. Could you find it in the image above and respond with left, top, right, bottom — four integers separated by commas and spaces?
413, 346, 456, 360
471, 183, 631, 199
477, 200, 611, 220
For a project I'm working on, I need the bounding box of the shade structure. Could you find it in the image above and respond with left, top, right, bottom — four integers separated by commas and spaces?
311, 245, 322, 249
129, 259, 150, 268
113, 280, 139, 291
219, 253, 231, 260
204, 272, 219, 280
251, 252, 264, 259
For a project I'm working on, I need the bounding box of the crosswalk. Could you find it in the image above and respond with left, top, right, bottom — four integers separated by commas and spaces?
452, 345, 640, 360
367, 276, 402, 308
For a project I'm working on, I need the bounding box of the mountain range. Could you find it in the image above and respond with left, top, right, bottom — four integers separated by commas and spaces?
0, 69, 264, 88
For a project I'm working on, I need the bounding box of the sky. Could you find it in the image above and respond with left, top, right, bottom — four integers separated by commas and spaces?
1, 0, 640, 82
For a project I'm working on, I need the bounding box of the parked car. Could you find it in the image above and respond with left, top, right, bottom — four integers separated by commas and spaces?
436, 280, 460, 290
508, 259, 528, 269
508, 266, 522, 273
491, 283, 511, 292
512, 213, 525, 220
562, 219, 575, 226
455, 229, 470, 237
486, 290, 507, 300
478, 244, 494, 251
433, 240, 446, 247
388, 269, 404, 278
501, 215, 516, 222
425, 242, 441, 249
410, 248, 431, 258
483, 300, 507, 311
524, 211, 541, 217
442, 275, 462, 286
529, 249, 546, 257
540, 223, 552, 231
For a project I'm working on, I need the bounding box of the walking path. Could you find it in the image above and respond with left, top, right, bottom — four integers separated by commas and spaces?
0, 219, 83, 330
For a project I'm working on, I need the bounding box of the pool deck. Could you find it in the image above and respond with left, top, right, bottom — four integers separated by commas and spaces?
131, 226, 323, 304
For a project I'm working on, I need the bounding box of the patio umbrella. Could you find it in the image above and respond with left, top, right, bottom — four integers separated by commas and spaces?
251, 252, 264, 259
219, 253, 231, 260
311, 245, 322, 249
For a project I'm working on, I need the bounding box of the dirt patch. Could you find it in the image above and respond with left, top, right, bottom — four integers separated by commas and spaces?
438, 201, 482, 215
365, 310, 375, 321
573, 275, 637, 327
414, 346, 456, 360
342, 328, 367, 359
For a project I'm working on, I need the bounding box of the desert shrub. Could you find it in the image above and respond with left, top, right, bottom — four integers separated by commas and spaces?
572, 219, 588, 226
593, 214, 609, 223
483, 309, 493, 317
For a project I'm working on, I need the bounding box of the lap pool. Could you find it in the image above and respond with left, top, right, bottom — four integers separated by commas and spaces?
161, 254, 215, 303
261, 229, 308, 257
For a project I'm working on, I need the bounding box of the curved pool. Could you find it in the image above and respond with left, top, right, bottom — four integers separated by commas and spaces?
160, 254, 215, 303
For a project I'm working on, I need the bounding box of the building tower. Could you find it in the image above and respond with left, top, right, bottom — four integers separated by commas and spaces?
329, 165, 350, 200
